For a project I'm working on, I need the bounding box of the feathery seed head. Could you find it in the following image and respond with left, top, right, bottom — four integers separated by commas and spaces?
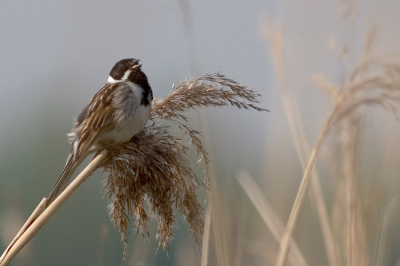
100, 72, 267, 257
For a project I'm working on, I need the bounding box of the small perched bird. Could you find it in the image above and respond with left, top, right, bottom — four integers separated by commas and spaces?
47, 58, 153, 206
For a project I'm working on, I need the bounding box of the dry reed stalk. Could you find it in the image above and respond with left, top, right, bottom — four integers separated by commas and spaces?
333, 108, 392, 266
209, 179, 230, 266
177, 0, 200, 75
338, 0, 358, 23
0, 198, 47, 263
275, 115, 333, 266
260, 19, 338, 266
197, 103, 231, 266
326, 14, 376, 264
275, 25, 400, 266
373, 198, 396, 266
232, 193, 251, 266
333, 161, 381, 266
329, 27, 385, 266
237, 171, 308, 266
98, 224, 108, 266
0, 150, 108, 266
201, 203, 212, 266
199, 113, 219, 266
330, 130, 387, 266
340, 116, 366, 266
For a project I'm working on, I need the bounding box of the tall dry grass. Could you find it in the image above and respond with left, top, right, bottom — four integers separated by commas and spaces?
2, 1, 400, 265
256, 7, 400, 266
167, 2, 400, 265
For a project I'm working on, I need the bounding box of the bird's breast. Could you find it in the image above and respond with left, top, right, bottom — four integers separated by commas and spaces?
103, 83, 151, 144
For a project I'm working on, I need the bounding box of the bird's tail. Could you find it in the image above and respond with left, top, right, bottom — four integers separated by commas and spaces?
46, 152, 86, 207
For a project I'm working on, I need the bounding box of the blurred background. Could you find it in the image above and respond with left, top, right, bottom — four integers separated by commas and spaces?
2, 0, 400, 265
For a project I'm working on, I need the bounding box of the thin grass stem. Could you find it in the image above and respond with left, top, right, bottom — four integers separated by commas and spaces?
201, 203, 212, 266
275, 108, 336, 266
261, 20, 338, 266
238, 171, 308, 266
0, 150, 108, 266
0, 198, 47, 263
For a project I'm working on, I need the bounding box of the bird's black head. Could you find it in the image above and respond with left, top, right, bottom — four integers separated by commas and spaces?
108, 58, 153, 106
108, 58, 147, 84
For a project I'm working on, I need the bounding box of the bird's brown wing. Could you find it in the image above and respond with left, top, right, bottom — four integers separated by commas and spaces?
74, 83, 120, 157
47, 83, 120, 206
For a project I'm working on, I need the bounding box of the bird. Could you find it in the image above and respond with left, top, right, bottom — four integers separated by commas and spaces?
46, 58, 153, 206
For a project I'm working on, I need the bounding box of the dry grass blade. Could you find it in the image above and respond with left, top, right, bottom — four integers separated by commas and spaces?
341, 115, 364, 266
201, 203, 212, 266
0, 150, 108, 266
275, 115, 332, 266
0, 198, 47, 264
374, 198, 396, 266
260, 19, 338, 266
276, 29, 400, 266
237, 171, 308, 266
209, 178, 229, 266
101, 72, 266, 256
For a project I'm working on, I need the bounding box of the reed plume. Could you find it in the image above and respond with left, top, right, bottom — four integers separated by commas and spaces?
101, 72, 267, 256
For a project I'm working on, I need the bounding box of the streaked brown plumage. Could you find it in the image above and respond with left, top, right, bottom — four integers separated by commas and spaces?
47, 58, 153, 206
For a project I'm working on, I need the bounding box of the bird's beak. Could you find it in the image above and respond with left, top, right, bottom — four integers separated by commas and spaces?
131, 60, 141, 69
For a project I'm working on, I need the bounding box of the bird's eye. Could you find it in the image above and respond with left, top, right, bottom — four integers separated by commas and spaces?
119, 64, 124, 68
